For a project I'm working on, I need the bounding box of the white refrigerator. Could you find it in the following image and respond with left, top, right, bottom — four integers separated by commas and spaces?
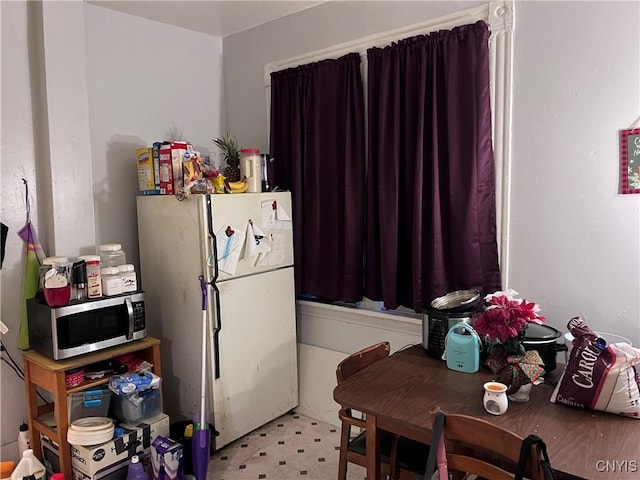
136, 192, 298, 450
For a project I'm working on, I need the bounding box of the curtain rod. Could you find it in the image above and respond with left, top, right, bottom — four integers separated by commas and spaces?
264, 2, 497, 86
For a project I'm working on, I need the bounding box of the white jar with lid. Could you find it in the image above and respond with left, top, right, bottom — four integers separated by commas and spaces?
118, 264, 137, 293
97, 243, 126, 268
101, 267, 123, 296
240, 148, 261, 193
79, 255, 102, 298
39, 256, 69, 290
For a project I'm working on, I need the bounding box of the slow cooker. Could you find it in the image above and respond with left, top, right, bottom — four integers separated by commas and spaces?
522, 323, 567, 372
422, 290, 481, 358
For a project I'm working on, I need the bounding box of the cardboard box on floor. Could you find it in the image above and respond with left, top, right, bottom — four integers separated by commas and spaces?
150, 435, 184, 480
71, 413, 169, 480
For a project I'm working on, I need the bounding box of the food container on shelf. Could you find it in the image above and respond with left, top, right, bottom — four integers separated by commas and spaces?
67, 388, 112, 423
111, 384, 162, 423
43, 268, 71, 308
240, 148, 261, 193
65, 367, 85, 388
97, 243, 126, 268
39, 256, 70, 291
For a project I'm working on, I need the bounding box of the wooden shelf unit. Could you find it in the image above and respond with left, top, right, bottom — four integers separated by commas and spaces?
23, 337, 161, 477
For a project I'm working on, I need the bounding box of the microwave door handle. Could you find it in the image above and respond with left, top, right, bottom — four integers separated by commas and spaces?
125, 296, 134, 340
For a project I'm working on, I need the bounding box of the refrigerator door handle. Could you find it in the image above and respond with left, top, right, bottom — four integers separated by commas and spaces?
210, 283, 222, 380
206, 195, 219, 283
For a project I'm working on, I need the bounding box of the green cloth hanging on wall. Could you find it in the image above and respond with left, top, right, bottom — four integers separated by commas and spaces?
18, 179, 45, 350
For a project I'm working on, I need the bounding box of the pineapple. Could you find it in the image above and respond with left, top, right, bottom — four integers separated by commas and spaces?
213, 132, 241, 182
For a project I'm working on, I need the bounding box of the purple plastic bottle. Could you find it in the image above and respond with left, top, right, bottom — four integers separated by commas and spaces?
126, 455, 148, 480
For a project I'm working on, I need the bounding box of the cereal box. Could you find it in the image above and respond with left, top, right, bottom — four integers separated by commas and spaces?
170, 141, 192, 195
136, 147, 155, 194
158, 142, 173, 195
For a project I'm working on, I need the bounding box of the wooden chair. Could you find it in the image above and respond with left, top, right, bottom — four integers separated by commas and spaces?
336, 342, 430, 480
428, 407, 544, 480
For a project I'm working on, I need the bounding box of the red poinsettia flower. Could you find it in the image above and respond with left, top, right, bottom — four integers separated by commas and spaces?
474, 289, 546, 344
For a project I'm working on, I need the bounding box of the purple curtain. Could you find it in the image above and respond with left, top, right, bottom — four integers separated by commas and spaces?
270, 53, 366, 302
365, 21, 502, 311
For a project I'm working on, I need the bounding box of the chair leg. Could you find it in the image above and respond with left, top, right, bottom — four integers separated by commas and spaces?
388, 435, 400, 480
338, 423, 351, 480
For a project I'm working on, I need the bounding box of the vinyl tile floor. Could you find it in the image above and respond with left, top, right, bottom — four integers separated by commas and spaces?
207, 411, 366, 480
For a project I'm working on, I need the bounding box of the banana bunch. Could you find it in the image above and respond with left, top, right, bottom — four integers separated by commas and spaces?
213, 174, 248, 193
225, 177, 249, 194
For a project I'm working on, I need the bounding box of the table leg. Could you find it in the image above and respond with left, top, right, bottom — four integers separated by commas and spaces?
366, 415, 380, 480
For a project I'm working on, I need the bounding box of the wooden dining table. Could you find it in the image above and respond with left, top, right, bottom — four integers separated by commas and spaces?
333, 344, 640, 480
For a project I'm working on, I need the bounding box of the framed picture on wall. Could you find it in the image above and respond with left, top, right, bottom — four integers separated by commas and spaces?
620, 128, 640, 194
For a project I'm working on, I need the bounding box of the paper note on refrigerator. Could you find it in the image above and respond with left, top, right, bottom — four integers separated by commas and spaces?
261, 200, 292, 230
216, 224, 245, 274
243, 220, 272, 259
256, 233, 286, 266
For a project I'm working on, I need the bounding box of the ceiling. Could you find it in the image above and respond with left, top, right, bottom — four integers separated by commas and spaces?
87, 1, 328, 38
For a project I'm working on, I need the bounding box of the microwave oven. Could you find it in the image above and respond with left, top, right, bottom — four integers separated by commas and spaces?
27, 292, 146, 360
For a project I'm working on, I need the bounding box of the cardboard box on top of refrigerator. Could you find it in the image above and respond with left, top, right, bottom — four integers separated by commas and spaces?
152, 142, 162, 192
169, 141, 193, 195
69, 413, 169, 478
150, 435, 184, 480
158, 142, 173, 195
137, 147, 158, 195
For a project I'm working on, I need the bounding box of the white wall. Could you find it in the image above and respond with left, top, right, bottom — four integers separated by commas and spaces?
509, 1, 639, 343
0, 1, 224, 460
223, 1, 640, 346
84, 4, 224, 267
1, 1, 40, 462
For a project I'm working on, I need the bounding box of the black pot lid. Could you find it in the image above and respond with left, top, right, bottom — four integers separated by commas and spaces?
524, 323, 561, 341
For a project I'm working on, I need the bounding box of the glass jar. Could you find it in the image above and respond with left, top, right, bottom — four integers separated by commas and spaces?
118, 264, 137, 293
101, 267, 123, 296
97, 243, 126, 268
79, 255, 102, 298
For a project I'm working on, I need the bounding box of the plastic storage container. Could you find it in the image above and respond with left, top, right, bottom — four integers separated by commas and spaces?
98, 244, 126, 268
39, 257, 69, 291
67, 388, 112, 423
112, 386, 162, 423
10, 450, 46, 480
101, 267, 123, 296
240, 148, 261, 193
118, 264, 137, 293
79, 255, 102, 298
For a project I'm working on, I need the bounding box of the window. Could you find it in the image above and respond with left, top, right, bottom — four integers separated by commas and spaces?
266, 1, 514, 315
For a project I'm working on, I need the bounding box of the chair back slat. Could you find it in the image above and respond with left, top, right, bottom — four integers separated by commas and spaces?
336, 342, 390, 383
431, 407, 544, 480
